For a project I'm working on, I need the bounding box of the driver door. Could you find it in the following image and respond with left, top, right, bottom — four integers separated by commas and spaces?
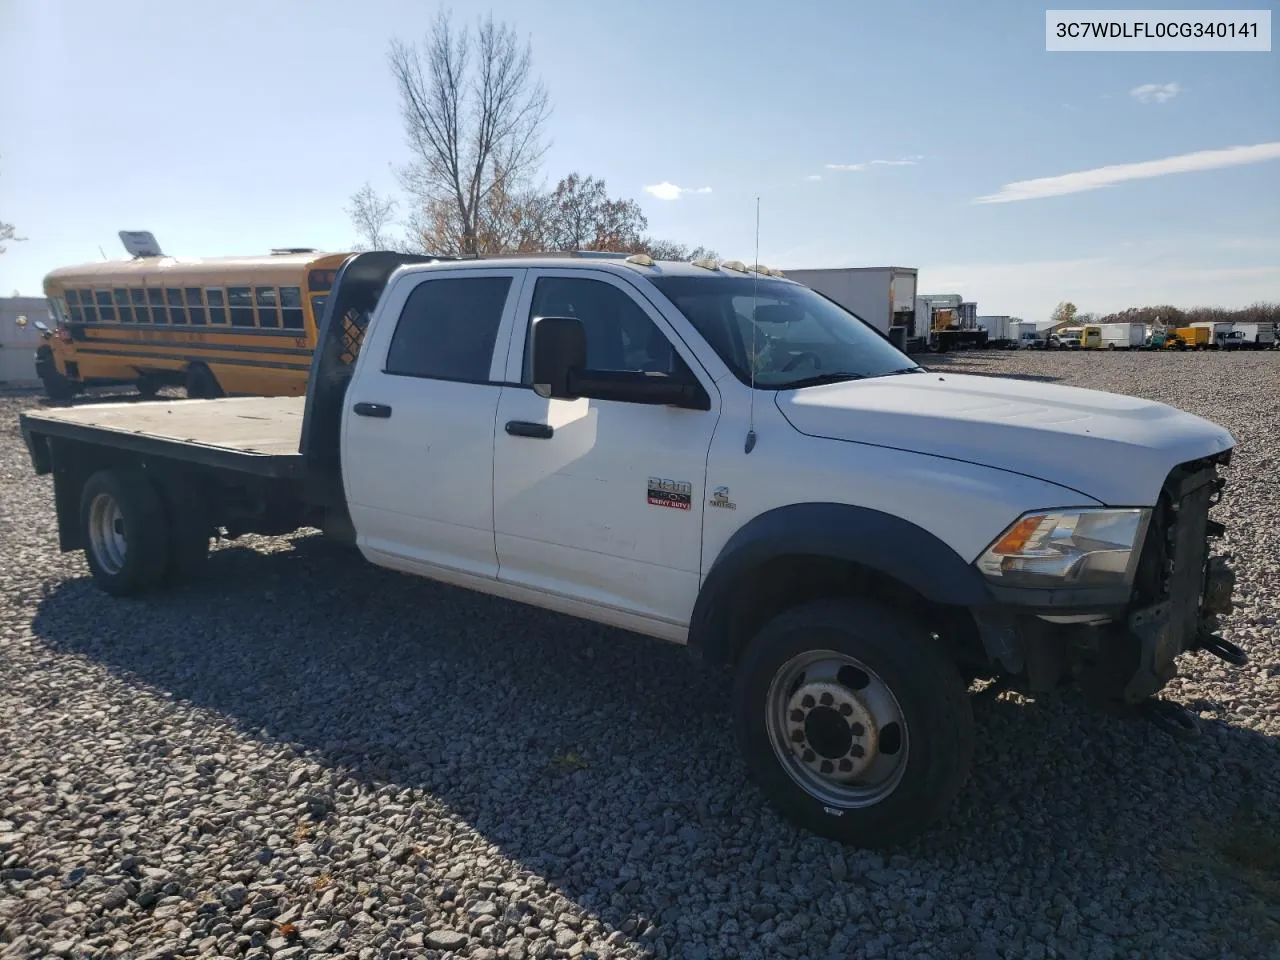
491, 270, 721, 632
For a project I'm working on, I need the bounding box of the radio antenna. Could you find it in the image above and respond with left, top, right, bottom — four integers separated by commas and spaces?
745, 196, 760, 454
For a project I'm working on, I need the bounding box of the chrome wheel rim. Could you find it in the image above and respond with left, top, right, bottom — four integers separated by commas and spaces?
88, 492, 127, 575
765, 649, 909, 809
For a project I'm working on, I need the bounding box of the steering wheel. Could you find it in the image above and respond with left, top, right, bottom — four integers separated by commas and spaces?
780, 350, 822, 373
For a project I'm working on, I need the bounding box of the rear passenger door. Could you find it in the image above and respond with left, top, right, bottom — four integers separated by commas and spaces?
342, 268, 524, 579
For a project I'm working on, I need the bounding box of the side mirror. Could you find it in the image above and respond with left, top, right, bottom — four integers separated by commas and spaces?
569, 369, 710, 410
32, 319, 50, 334
531, 315, 587, 399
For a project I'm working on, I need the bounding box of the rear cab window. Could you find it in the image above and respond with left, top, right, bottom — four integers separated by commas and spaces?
384, 275, 513, 382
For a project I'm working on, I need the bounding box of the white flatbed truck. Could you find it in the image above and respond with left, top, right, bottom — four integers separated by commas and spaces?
19, 252, 1247, 845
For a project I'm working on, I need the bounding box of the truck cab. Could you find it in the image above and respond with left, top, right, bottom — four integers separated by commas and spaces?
19, 252, 1244, 846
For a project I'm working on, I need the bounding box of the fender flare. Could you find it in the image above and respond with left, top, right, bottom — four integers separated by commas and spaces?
688, 502, 992, 667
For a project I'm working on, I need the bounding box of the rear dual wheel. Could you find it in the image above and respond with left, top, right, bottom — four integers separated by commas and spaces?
80, 468, 212, 596
734, 598, 974, 846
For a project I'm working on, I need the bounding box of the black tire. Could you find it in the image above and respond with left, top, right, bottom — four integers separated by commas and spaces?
79, 469, 171, 596
40, 370, 77, 403
185, 363, 223, 399
137, 376, 161, 400
733, 598, 974, 846
154, 478, 212, 585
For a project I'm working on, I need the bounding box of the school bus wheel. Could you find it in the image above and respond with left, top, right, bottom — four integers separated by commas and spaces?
185, 363, 224, 399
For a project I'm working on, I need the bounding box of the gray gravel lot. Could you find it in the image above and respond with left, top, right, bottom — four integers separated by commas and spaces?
1, 350, 1277, 960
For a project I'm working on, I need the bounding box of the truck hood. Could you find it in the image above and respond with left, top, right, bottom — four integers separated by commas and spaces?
774, 371, 1234, 505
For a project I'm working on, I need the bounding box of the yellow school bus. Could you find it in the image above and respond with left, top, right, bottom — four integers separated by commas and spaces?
39, 247, 352, 400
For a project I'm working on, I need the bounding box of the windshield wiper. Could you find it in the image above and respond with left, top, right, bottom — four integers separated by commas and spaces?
873, 366, 925, 377
776, 372, 867, 390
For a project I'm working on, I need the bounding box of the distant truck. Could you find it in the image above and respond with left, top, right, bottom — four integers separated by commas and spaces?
1231, 322, 1276, 349
1175, 326, 1212, 350
977, 315, 1027, 349
916, 295, 988, 352
781, 266, 919, 345
1190, 322, 1236, 349
1100, 322, 1145, 350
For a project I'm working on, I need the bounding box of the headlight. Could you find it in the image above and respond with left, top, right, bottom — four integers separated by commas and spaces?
976, 508, 1151, 589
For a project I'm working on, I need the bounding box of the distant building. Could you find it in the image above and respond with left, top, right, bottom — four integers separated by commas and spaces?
0, 296, 51, 387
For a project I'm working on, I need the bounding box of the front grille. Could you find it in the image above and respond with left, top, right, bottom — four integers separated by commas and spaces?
1132, 458, 1223, 640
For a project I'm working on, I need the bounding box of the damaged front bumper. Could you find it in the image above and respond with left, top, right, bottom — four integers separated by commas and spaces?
973, 454, 1244, 707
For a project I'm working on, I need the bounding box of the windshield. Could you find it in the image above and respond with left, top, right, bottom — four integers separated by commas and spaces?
649, 274, 919, 389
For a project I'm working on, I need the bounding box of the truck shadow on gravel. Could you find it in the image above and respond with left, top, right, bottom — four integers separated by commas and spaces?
30, 534, 1280, 953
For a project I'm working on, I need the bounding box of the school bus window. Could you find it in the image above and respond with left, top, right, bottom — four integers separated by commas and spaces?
95, 290, 115, 322
185, 288, 207, 326
280, 286, 304, 330
129, 289, 147, 322
67, 289, 84, 322
166, 288, 187, 325
228, 287, 253, 327
311, 295, 327, 326
256, 287, 280, 329
206, 288, 227, 325
147, 287, 167, 323
113, 289, 134, 323
80, 290, 98, 322
308, 269, 336, 291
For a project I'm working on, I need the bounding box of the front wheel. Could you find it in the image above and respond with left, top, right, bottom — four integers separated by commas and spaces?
733, 598, 974, 846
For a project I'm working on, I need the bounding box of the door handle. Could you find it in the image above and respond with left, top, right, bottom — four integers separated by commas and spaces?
505, 420, 553, 439
353, 401, 392, 418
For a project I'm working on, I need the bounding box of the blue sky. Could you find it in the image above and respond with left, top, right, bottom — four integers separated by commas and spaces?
1, 0, 1277, 321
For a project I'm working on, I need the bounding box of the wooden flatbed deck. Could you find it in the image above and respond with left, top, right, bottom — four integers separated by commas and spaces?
19, 396, 308, 477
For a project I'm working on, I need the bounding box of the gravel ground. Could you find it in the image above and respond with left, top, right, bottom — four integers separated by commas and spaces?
1, 351, 1277, 960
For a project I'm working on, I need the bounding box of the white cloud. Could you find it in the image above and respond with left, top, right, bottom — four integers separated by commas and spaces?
643, 182, 712, 201
805, 174, 822, 182
824, 156, 922, 173
1131, 82, 1181, 104
973, 142, 1280, 204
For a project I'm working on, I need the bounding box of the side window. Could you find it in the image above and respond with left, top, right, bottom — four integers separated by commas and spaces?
147, 287, 167, 323
113, 289, 133, 323
166, 288, 186, 324
66, 289, 83, 322
129, 288, 147, 323
228, 287, 253, 327
280, 286, 304, 330
95, 289, 115, 322
186, 288, 207, 326
385, 276, 511, 381
255, 287, 280, 328
206, 288, 227, 325
524, 276, 680, 381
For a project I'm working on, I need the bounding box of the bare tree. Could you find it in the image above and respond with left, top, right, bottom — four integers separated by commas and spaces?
346, 182, 399, 250
542, 173, 647, 251
641, 239, 719, 261
390, 9, 550, 256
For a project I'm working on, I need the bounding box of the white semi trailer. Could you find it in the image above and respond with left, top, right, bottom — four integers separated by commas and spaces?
781, 267, 919, 348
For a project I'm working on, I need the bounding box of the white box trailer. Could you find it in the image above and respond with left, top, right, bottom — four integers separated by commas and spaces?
1014, 321, 1040, 347
1100, 322, 1145, 349
1230, 322, 1276, 349
782, 266, 918, 339
978, 315, 1014, 341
